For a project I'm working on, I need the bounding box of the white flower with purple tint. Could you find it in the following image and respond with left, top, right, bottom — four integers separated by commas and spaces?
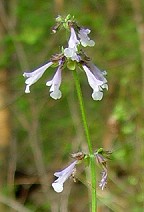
64, 27, 80, 62
52, 161, 77, 193
23, 62, 53, 93
78, 29, 95, 47
82, 62, 108, 100
46, 62, 62, 100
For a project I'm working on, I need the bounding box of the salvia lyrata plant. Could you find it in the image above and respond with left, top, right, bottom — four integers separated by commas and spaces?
23, 15, 112, 212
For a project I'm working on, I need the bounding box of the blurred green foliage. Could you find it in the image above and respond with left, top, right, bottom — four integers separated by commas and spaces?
0, 0, 143, 211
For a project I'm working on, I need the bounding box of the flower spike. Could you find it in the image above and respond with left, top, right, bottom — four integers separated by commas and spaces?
23, 15, 108, 101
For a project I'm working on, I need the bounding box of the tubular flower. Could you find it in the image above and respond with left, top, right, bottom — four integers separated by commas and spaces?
82, 62, 108, 100
64, 27, 80, 62
52, 161, 77, 193
78, 28, 95, 47
46, 60, 63, 100
23, 62, 53, 93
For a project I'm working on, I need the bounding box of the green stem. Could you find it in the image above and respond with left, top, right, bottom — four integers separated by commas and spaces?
73, 70, 97, 212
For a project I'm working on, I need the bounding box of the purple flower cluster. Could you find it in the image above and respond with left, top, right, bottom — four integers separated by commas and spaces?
23, 24, 108, 100
51, 150, 110, 193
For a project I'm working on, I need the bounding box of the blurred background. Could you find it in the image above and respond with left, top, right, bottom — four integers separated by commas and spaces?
0, 0, 143, 211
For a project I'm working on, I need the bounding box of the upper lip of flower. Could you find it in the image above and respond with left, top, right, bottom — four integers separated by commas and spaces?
85, 61, 107, 83
68, 27, 80, 48
64, 27, 80, 62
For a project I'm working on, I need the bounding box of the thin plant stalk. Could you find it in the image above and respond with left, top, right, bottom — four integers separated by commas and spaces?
73, 70, 97, 212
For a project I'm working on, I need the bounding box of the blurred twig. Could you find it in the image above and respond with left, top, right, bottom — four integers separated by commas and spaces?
0, 193, 31, 212
131, 0, 144, 102
54, 0, 64, 14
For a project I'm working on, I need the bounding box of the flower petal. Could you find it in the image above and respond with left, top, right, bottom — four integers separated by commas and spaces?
82, 65, 102, 89
50, 90, 62, 100
64, 47, 80, 62
46, 62, 62, 100
64, 27, 80, 62
52, 182, 63, 193
82, 64, 108, 100
85, 62, 107, 82
25, 85, 30, 93
78, 28, 95, 47
52, 161, 77, 193
23, 62, 53, 93
92, 91, 103, 101
68, 27, 80, 48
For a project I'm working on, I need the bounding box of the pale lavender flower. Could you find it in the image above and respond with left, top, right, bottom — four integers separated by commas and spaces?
64, 27, 80, 62
46, 60, 63, 100
52, 160, 77, 193
23, 62, 53, 93
78, 28, 95, 47
99, 170, 107, 190
82, 62, 108, 100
